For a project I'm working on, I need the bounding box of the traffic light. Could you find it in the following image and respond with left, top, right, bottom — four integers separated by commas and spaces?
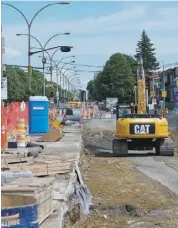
61, 46, 71, 52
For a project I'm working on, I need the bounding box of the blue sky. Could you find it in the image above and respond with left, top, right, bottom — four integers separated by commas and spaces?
2, 1, 178, 89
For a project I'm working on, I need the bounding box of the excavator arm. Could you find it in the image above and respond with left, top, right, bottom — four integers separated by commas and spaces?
137, 55, 146, 114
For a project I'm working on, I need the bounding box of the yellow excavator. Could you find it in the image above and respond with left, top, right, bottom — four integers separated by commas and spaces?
113, 55, 175, 156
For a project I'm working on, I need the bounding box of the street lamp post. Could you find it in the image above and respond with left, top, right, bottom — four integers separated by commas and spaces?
60, 62, 76, 99
2, 1, 69, 92
62, 67, 77, 99
70, 78, 80, 98
40, 56, 75, 98
68, 77, 80, 100
47, 48, 73, 83
17, 33, 70, 95
65, 73, 79, 100
49, 57, 75, 102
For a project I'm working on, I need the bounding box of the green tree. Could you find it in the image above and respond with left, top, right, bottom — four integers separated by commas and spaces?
135, 30, 159, 73
123, 54, 137, 81
86, 80, 94, 100
86, 53, 136, 102
102, 53, 135, 102
5, 66, 61, 102
93, 71, 109, 101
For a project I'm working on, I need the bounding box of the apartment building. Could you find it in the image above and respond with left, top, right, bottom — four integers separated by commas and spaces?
161, 67, 178, 102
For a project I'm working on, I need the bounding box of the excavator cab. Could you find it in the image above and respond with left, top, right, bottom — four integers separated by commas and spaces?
116, 104, 131, 119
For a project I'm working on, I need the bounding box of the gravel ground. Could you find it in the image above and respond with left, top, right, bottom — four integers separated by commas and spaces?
70, 118, 178, 228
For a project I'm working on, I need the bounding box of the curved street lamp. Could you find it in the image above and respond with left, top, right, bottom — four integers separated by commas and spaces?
65, 75, 79, 100
60, 63, 76, 98
71, 78, 80, 88
68, 78, 80, 101
66, 73, 79, 95
16, 33, 70, 95
40, 56, 75, 100
2, 1, 69, 91
71, 82, 81, 98
51, 56, 75, 90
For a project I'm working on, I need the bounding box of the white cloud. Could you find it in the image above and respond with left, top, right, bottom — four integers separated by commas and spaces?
3, 5, 178, 56
4, 47, 21, 58
2, 3, 178, 89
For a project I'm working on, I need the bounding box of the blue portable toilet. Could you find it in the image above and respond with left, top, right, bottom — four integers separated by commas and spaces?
29, 96, 49, 135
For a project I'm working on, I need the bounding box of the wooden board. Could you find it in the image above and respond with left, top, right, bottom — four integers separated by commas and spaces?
1, 155, 33, 169
4, 160, 71, 176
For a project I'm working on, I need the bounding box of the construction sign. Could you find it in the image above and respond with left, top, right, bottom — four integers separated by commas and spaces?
152, 99, 157, 105
49, 98, 54, 104
1, 77, 7, 100
161, 91, 167, 98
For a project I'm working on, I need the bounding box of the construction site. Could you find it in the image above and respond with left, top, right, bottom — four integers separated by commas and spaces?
1, 99, 178, 228
1, 56, 178, 228
1, 2, 178, 226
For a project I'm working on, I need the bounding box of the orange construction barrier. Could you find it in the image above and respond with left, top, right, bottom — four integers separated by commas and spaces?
6, 101, 28, 134
87, 109, 91, 119
1, 106, 7, 150
83, 109, 87, 120
90, 109, 93, 118
93, 108, 96, 118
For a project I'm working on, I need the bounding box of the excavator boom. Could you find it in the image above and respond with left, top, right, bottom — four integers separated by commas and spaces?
137, 55, 146, 114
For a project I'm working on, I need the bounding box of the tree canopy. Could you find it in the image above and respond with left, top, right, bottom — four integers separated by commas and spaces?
86, 80, 94, 101
87, 53, 137, 102
135, 30, 159, 73
4, 66, 66, 102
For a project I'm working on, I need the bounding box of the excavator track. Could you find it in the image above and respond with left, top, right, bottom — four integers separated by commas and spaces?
113, 138, 128, 157
156, 138, 175, 156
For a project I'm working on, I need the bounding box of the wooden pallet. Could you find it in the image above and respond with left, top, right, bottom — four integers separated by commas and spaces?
4, 159, 71, 176
1, 177, 55, 225
1, 154, 34, 169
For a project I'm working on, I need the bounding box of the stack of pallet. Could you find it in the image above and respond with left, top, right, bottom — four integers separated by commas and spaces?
3, 159, 71, 176
1, 177, 56, 224
1, 150, 33, 170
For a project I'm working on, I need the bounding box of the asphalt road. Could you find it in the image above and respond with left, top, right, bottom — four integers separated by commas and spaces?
128, 152, 178, 195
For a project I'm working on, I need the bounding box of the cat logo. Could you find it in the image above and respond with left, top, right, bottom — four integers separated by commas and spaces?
134, 124, 150, 134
